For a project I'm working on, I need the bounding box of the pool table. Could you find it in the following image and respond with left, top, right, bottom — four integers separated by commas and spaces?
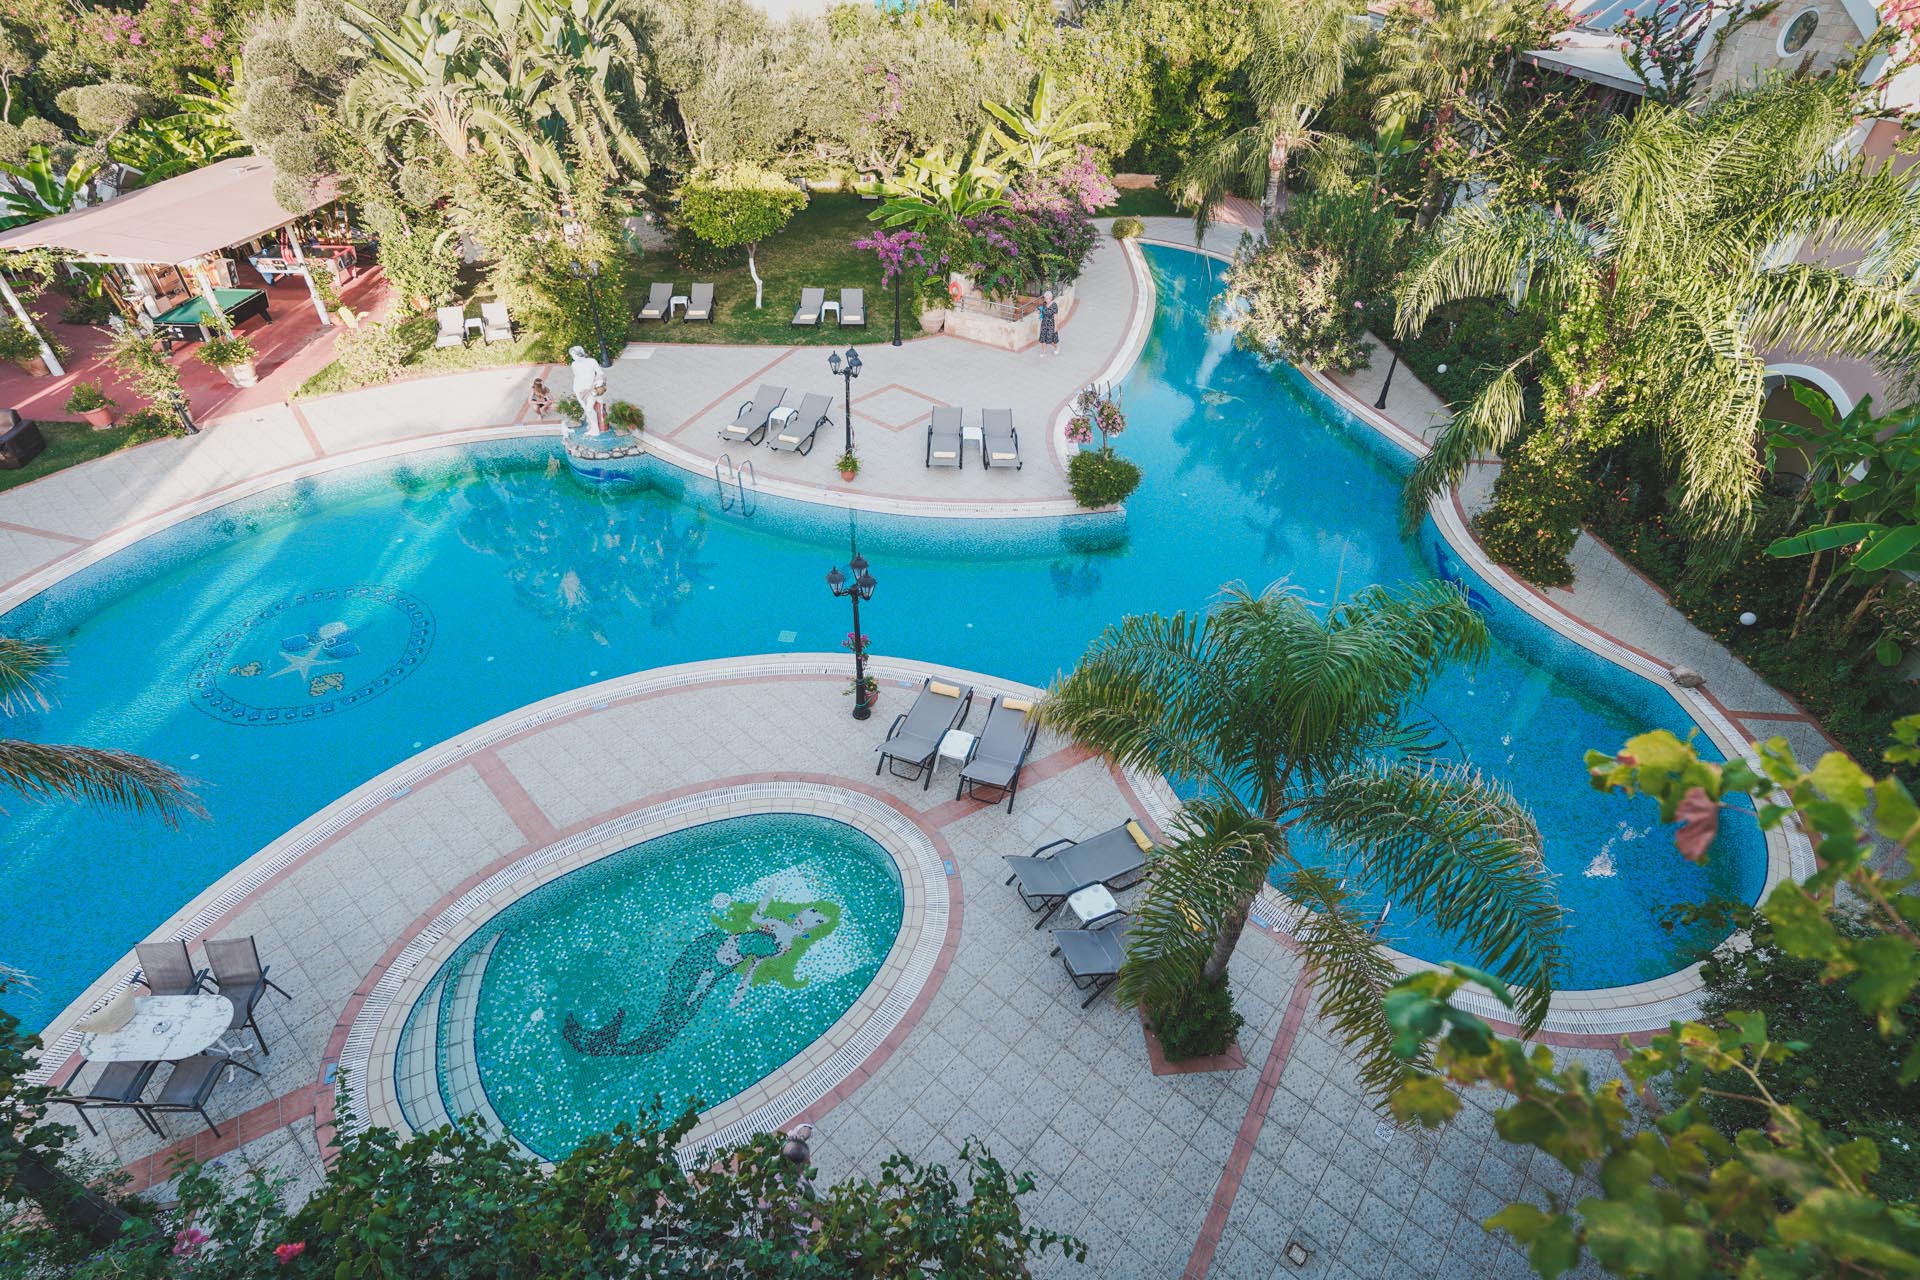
151, 288, 272, 343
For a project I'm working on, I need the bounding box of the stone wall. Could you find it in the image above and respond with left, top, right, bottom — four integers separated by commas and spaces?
940, 283, 1076, 352
1700, 0, 1863, 95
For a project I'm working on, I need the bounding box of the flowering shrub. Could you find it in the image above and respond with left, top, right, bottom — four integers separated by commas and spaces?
842, 630, 872, 656
1066, 385, 1127, 452
1616, 0, 1752, 103
957, 205, 1096, 298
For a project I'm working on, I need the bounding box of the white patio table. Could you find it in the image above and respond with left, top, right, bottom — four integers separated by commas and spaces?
79, 994, 234, 1064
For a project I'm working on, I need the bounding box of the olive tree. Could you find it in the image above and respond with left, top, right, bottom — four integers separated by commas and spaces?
676, 163, 807, 307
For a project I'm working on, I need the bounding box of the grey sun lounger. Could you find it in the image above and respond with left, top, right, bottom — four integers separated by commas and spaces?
875, 676, 973, 788
638, 282, 673, 321
792, 287, 825, 326
925, 406, 963, 467
719, 384, 787, 446
957, 693, 1039, 811
767, 392, 834, 455
840, 287, 866, 326
1002, 820, 1154, 928
1052, 912, 1134, 1007
981, 408, 1021, 470
685, 282, 714, 321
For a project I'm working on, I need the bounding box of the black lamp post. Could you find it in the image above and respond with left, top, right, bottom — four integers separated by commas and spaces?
827, 346, 861, 457
889, 272, 902, 347
569, 259, 609, 368
826, 550, 877, 720
1373, 346, 1399, 411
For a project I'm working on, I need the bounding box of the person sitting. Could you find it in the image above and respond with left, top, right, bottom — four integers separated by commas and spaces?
528, 378, 553, 418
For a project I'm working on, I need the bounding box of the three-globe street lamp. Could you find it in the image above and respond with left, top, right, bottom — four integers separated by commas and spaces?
827, 346, 861, 457
826, 550, 878, 720
569, 259, 610, 368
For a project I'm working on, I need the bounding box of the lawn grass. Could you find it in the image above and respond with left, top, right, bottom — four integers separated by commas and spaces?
295, 313, 544, 398
1102, 186, 1183, 218
0, 420, 147, 493
627, 193, 920, 346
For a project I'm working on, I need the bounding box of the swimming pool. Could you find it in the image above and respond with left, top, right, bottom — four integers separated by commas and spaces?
392, 814, 903, 1160
0, 246, 1764, 1024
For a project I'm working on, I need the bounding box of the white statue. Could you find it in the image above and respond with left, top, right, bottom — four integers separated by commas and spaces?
567, 345, 607, 432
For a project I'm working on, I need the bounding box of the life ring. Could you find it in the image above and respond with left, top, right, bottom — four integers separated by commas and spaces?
946, 280, 963, 305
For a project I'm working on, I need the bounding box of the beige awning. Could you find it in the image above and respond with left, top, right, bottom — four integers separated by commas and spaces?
0, 157, 339, 264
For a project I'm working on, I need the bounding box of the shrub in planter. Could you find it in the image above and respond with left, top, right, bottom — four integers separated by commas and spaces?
197, 334, 258, 385
1145, 978, 1243, 1061
64, 382, 118, 428
836, 449, 861, 480
554, 396, 585, 424
1111, 216, 1145, 240
0, 319, 48, 372
1067, 450, 1142, 508
607, 400, 644, 433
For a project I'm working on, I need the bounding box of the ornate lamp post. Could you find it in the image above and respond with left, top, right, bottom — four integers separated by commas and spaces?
569, 259, 609, 368
827, 346, 861, 457
826, 550, 877, 720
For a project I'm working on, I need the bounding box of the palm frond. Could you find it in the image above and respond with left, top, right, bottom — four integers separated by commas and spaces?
0, 740, 205, 825
1741, 263, 1920, 376
1394, 204, 1594, 338
1400, 354, 1534, 526
1172, 126, 1273, 243
1113, 797, 1280, 1010
1304, 760, 1563, 1030
1283, 866, 1420, 1097
0, 637, 56, 717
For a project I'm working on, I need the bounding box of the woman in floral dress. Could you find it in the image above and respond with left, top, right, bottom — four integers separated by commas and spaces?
1037, 289, 1060, 356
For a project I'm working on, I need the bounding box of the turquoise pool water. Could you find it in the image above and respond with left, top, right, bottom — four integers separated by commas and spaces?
394, 815, 903, 1160
0, 245, 1763, 1025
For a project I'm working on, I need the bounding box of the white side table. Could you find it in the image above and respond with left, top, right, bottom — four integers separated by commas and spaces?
670, 294, 690, 319
1066, 883, 1120, 927
936, 728, 976, 773
821, 299, 841, 323
463, 317, 484, 341
767, 406, 798, 437
961, 422, 984, 464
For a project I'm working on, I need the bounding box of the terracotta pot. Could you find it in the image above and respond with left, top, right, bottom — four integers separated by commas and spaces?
82, 407, 116, 430
21, 355, 49, 377
918, 308, 947, 333
839, 467, 858, 482
220, 359, 259, 388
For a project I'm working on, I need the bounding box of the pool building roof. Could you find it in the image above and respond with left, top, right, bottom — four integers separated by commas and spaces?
0, 157, 338, 265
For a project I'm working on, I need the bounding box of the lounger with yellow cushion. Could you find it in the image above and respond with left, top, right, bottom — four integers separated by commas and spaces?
875, 675, 973, 787
981, 408, 1022, 470
957, 692, 1039, 811
1002, 819, 1154, 928
925, 406, 963, 468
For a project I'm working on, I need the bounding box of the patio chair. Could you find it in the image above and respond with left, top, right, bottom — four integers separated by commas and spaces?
840, 288, 866, 326
134, 939, 207, 997
981, 408, 1022, 470
874, 677, 973, 788
53, 1059, 162, 1137
638, 283, 673, 321
925, 406, 963, 468
480, 301, 512, 344
957, 694, 1040, 812
685, 282, 715, 322
767, 392, 834, 455
434, 306, 465, 349
144, 1052, 262, 1139
1002, 820, 1153, 928
205, 935, 290, 1056
1051, 912, 1134, 1008
718, 384, 787, 446
792, 287, 825, 326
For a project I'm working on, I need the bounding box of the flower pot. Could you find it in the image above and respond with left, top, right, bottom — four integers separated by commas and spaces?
918, 307, 947, 333
839, 467, 858, 481
219, 359, 259, 388
21, 355, 49, 378
82, 407, 116, 430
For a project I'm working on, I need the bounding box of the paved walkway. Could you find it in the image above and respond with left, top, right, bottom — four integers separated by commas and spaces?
50, 656, 1614, 1280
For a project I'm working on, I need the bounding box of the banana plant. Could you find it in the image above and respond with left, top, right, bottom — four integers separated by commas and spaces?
982, 72, 1106, 176
871, 137, 1008, 232
0, 146, 103, 230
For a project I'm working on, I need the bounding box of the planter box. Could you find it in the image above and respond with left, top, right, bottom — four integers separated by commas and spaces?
942, 283, 1075, 352
219, 360, 259, 388
1138, 1005, 1246, 1076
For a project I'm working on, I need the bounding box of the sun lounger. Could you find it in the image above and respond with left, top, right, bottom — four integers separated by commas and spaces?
875, 676, 973, 787
638, 283, 672, 321
480, 301, 512, 343
925, 406, 963, 467
1052, 912, 1134, 1007
685, 282, 714, 321
767, 392, 834, 455
434, 306, 465, 348
840, 288, 866, 326
1002, 820, 1154, 928
957, 693, 1039, 811
134, 939, 207, 997
981, 408, 1021, 470
792, 287, 825, 326
719, 384, 786, 446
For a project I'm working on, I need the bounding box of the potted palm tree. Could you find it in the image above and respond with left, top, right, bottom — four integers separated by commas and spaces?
197, 334, 258, 387
607, 400, 644, 435
64, 382, 118, 429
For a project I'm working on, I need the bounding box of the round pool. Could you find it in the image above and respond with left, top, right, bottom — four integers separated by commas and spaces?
392, 814, 904, 1160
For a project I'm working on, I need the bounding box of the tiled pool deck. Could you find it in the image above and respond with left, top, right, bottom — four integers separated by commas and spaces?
44, 655, 1626, 1279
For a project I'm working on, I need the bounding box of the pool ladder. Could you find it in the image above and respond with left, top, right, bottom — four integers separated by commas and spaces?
715, 452, 757, 516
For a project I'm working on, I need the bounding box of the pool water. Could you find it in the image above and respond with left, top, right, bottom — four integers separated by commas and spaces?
0, 245, 1762, 1025
394, 814, 902, 1160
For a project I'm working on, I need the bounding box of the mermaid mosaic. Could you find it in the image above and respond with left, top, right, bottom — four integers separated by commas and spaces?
562, 894, 839, 1058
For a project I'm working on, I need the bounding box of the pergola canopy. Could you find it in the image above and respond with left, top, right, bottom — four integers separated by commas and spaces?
0, 158, 338, 265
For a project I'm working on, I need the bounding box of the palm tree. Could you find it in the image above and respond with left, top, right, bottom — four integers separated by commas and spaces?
0, 637, 199, 822
1396, 74, 1920, 540
1039, 582, 1564, 1092
1171, 0, 1369, 233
